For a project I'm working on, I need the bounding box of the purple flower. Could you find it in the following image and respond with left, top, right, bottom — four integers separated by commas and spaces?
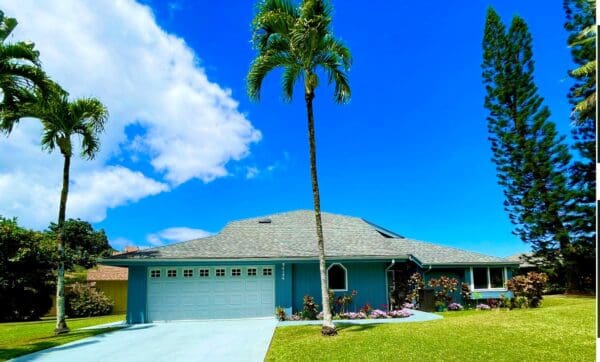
402, 302, 416, 309
369, 309, 389, 319
476, 303, 491, 310
448, 303, 463, 311
388, 309, 413, 318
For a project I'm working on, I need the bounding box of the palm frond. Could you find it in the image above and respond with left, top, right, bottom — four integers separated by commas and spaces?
247, 53, 295, 100
0, 11, 17, 43
282, 64, 303, 102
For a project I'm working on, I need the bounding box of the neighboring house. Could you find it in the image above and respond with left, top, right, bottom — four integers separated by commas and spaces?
103, 210, 519, 324
87, 265, 128, 313
506, 252, 539, 274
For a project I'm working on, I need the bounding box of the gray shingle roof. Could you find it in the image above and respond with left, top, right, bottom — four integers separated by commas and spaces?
108, 210, 516, 265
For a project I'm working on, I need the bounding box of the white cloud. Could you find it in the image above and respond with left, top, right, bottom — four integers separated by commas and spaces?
146, 227, 212, 246
0, 0, 260, 228
245, 166, 259, 179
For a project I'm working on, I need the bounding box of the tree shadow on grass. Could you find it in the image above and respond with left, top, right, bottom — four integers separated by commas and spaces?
335, 323, 377, 333
0, 326, 129, 361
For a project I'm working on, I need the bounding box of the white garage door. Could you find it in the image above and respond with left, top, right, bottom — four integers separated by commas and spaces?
147, 266, 275, 321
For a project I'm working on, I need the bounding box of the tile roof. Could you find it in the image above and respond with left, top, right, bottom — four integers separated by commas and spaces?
107, 210, 516, 266
87, 265, 128, 281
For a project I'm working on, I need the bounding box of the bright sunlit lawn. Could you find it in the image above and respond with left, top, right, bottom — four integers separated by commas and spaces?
266, 295, 594, 361
0, 314, 125, 361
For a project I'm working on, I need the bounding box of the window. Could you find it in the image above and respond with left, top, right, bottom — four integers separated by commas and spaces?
150, 269, 161, 278
327, 263, 347, 291
216, 268, 225, 277
183, 269, 193, 278
473, 268, 488, 289
199, 268, 209, 277
471, 267, 506, 290
262, 268, 272, 276
231, 268, 241, 276
167, 269, 177, 278
247, 268, 257, 276
489, 268, 504, 288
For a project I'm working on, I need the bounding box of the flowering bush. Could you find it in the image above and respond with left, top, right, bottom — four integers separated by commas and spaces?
339, 312, 367, 320
447, 303, 463, 311
406, 272, 424, 305
507, 272, 548, 308
369, 309, 389, 319
460, 282, 472, 306
66, 283, 113, 317
476, 303, 491, 310
301, 295, 319, 320
388, 309, 412, 318
360, 303, 372, 315
402, 302, 415, 309
428, 276, 459, 308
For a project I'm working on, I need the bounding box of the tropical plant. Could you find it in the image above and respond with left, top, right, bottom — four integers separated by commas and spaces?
406, 272, 424, 305
19, 83, 108, 333
0, 10, 48, 129
301, 295, 319, 320
507, 272, 549, 308
247, 0, 351, 336
428, 276, 459, 307
460, 282, 472, 307
275, 306, 287, 321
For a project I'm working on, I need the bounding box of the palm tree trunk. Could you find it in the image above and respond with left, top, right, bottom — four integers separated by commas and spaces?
55, 154, 70, 334
304, 89, 336, 336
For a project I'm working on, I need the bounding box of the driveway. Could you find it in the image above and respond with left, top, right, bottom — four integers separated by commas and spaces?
14, 318, 278, 362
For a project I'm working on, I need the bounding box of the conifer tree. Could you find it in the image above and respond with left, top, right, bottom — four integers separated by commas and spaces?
482, 8, 575, 289
563, 0, 595, 292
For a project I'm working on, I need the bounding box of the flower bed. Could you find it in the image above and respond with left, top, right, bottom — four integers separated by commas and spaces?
289, 308, 413, 321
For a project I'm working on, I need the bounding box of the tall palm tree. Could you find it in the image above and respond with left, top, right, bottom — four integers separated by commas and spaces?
0, 10, 48, 129
247, 0, 351, 336
28, 84, 108, 333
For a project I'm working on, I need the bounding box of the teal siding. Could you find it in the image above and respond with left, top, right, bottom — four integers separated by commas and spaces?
275, 262, 293, 315
126, 266, 147, 324
291, 262, 387, 313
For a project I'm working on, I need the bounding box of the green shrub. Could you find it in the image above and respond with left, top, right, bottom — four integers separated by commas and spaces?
66, 283, 113, 317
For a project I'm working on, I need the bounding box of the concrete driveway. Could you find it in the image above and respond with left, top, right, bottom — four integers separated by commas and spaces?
13, 318, 278, 362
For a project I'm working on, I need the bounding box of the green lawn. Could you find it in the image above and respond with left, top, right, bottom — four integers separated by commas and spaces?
267, 296, 595, 361
0, 314, 125, 361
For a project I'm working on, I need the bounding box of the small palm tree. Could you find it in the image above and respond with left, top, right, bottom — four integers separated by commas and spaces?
248, 0, 351, 335
0, 10, 48, 129
29, 84, 108, 333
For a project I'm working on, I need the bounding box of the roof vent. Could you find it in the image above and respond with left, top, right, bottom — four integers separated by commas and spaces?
258, 218, 272, 224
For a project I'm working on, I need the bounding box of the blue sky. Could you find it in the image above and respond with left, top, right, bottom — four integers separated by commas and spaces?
0, 1, 576, 257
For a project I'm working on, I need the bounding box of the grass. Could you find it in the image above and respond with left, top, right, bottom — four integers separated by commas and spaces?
0, 314, 125, 361
266, 296, 595, 361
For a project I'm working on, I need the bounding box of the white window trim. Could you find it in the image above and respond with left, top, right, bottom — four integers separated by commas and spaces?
470, 267, 508, 291
327, 263, 348, 292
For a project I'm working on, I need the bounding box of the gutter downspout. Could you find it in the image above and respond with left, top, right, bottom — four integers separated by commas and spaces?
385, 259, 396, 311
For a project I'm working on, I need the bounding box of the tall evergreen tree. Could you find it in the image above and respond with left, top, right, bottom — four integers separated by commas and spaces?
482, 8, 575, 289
563, 0, 595, 292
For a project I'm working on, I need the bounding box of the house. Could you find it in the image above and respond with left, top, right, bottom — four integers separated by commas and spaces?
103, 210, 519, 324
87, 265, 129, 313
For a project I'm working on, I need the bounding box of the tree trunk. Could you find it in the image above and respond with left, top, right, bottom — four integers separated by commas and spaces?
304, 89, 336, 336
55, 154, 70, 334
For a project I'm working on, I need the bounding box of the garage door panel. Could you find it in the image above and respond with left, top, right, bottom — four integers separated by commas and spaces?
147, 265, 274, 321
